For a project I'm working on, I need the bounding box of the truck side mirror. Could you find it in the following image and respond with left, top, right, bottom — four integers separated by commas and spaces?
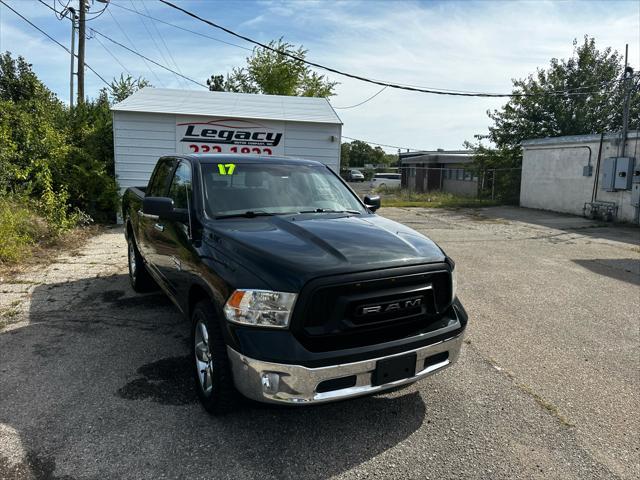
364, 195, 381, 212
143, 197, 189, 223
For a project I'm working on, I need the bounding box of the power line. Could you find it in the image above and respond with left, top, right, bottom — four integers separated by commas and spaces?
342, 136, 425, 152
331, 86, 387, 110
38, 0, 205, 89
140, 0, 188, 88
39, 0, 165, 87
157, 0, 634, 99
2, 0, 109, 86
90, 28, 208, 88
52, 0, 70, 20
127, 0, 183, 87
85, 2, 109, 21
105, 7, 165, 87
109, 1, 253, 51
93, 34, 132, 77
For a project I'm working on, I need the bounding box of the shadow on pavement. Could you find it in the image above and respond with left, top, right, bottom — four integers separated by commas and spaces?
478, 206, 640, 246
572, 258, 640, 286
0, 273, 426, 479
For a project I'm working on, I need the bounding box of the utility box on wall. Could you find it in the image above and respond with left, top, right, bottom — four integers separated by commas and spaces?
632, 183, 640, 206
632, 165, 640, 206
601, 157, 636, 191
602, 157, 617, 191
614, 157, 635, 190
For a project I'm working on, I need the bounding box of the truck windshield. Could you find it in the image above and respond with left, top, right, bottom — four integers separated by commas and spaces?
201, 163, 367, 218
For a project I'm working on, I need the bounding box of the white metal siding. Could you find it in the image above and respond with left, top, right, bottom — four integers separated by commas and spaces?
113, 111, 177, 192
283, 122, 341, 171
113, 112, 342, 193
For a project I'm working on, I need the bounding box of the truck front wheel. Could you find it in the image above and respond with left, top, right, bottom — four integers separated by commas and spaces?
191, 300, 238, 414
127, 235, 157, 292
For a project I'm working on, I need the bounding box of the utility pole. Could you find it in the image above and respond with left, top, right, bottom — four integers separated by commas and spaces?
77, 0, 86, 104
68, 7, 76, 109
620, 44, 634, 158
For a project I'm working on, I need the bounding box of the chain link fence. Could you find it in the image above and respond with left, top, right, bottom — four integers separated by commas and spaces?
396, 166, 522, 204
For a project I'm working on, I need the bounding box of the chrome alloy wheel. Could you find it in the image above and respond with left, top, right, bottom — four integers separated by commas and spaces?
194, 318, 214, 396
128, 240, 136, 281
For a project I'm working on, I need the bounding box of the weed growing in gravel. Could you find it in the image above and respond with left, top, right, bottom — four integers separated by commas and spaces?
0, 197, 51, 263
375, 187, 499, 209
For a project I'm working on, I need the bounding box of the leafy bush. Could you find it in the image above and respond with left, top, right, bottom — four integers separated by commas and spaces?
0, 52, 119, 233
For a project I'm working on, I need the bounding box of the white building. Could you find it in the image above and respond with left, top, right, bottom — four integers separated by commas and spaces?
111, 88, 342, 193
520, 131, 639, 224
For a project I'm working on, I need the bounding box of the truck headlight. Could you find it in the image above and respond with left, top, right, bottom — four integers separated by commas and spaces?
223, 289, 297, 328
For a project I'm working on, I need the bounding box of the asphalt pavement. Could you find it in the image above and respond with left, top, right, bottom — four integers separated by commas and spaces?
1, 206, 638, 479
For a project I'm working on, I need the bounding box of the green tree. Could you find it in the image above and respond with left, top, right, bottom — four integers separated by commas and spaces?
342, 140, 393, 168
467, 37, 639, 168
64, 90, 119, 222
208, 39, 337, 97
383, 152, 399, 166
109, 73, 151, 103
0, 52, 51, 103
466, 36, 639, 202
206, 74, 225, 92
0, 52, 120, 227
340, 142, 351, 169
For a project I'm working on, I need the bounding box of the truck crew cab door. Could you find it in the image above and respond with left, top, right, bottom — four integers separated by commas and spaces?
138, 157, 176, 286
154, 160, 195, 301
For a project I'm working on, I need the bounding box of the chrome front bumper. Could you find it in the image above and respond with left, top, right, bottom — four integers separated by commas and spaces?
227, 332, 464, 405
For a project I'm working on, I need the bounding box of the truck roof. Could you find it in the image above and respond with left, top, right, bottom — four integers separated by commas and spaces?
175, 154, 325, 167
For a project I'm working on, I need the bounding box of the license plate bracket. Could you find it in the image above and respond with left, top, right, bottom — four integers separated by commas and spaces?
372, 353, 417, 386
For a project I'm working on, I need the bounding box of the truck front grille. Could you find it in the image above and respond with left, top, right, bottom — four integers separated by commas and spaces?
292, 265, 452, 352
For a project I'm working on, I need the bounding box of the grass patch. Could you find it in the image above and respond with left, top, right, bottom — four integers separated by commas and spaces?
377, 187, 499, 209
0, 196, 99, 275
0, 197, 53, 263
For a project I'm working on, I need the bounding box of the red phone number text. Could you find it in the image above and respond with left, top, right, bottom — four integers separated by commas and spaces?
188, 144, 273, 155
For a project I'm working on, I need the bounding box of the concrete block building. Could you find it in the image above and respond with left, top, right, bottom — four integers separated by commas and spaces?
399, 150, 477, 195
520, 131, 639, 224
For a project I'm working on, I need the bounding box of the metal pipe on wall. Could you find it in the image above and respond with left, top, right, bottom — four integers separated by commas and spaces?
592, 134, 605, 203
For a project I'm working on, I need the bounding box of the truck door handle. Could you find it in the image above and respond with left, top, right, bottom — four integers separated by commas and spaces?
154, 223, 165, 232
138, 210, 158, 220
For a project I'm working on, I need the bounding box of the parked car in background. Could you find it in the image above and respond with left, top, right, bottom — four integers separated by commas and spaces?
346, 169, 365, 182
370, 173, 401, 189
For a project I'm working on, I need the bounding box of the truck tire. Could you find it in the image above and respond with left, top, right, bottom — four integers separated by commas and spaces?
191, 300, 239, 414
127, 235, 157, 293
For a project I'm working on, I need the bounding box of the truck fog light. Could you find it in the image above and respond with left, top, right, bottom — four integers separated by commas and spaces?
261, 372, 280, 394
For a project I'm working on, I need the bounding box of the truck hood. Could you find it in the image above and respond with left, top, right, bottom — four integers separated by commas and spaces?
205, 213, 445, 290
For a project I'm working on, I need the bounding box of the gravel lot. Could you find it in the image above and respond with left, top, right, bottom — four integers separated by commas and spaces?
1, 206, 638, 479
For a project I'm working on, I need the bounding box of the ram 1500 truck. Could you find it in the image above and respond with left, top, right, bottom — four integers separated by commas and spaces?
122, 154, 468, 414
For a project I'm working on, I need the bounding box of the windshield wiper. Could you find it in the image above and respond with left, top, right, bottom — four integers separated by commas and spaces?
298, 209, 361, 215
215, 211, 274, 219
